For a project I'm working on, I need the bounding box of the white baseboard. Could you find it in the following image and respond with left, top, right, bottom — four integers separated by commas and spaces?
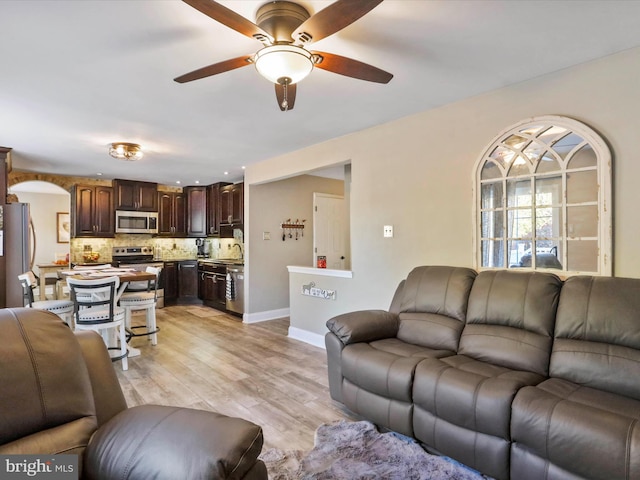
288, 327, 326, 349
242, 307, 290, 324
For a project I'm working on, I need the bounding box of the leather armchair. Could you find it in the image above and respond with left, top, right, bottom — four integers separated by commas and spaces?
0, 308, 267, 480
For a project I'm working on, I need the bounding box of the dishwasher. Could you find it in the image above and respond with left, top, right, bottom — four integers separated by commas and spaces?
225, 265, 244, 315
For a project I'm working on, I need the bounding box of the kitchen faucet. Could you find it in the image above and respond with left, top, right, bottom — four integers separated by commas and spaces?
232, 243, 243, 260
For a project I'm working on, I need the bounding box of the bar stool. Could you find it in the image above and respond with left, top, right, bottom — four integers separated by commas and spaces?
18, 272, 74, 327
119, 266, 161, 346
67, 276, 128, 370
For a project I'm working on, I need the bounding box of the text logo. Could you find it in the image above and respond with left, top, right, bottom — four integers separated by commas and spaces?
0, 455, 77, 480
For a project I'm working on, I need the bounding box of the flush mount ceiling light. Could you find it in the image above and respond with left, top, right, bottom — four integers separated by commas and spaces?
109, 142, 143, 161
174, 0, 392, 112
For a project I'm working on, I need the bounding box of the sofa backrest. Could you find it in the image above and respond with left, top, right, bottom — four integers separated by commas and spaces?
0, 308, 98, 452
460, 270, 562, 376
395, 266, 477, 351
551, 276, 640, 400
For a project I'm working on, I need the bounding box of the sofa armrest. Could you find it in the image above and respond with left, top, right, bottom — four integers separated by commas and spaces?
84, 405, 266, 480
326, 310, 398, 345
75, 330, 127, 427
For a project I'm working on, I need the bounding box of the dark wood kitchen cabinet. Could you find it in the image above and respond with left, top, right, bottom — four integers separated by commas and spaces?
157, 191, 186, 236
72, 185, 114, 237
113, 179, 158, 212
206, 182, 230, 236
164, 260, 198, 304
219, 182, 243, 227
163, 261, 177, 304
185, 186, 207, 237
178, 260, 199, 303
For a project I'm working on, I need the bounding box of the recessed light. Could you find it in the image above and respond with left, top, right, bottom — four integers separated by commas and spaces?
176, 180, 181, 184
96, 172, 103, 176
224, 171, 229, 175
194, 180, 200, 184
241, 166, 246, 170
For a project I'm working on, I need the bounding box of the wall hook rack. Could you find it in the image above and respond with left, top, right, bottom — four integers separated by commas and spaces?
281, 219, 306, 241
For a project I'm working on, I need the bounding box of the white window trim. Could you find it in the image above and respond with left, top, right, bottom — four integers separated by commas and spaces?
472, 115, 612, 276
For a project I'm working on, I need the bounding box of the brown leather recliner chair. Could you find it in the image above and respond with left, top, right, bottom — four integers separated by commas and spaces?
0, 308, 267, 480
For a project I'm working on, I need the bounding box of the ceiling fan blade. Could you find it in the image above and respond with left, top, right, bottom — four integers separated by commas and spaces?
182, 0, 273, 44
292, 0, 383, 45
275, 82, 297, 111
174, 55, 253, 83
311, 51, 393, 84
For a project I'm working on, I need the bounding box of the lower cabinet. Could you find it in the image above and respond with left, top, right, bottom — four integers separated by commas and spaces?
164, 260, 199, 305
178, 260, 199, 303
198, 263, 227, 310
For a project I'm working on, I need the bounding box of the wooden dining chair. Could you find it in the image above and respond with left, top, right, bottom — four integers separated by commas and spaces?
67, 276, 128, 370
119, 266, 161, 346
18, 272, 74, 327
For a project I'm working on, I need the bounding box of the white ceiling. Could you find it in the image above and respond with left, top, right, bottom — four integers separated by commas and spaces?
3, 0, 640, 187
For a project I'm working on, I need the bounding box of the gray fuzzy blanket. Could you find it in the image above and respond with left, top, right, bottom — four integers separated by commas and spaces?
259, 420, 488, 480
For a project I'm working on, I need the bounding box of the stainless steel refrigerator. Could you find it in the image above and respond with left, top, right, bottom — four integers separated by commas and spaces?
4, 202, 32, 307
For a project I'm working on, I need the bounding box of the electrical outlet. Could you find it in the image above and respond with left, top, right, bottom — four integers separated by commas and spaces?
383, 225, 393, 238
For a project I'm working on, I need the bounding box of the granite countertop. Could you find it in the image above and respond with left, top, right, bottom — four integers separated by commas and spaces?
198, 258, 244, 266
158, 258, 198, 262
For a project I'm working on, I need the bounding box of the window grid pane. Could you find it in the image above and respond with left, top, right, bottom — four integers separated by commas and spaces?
476, 116, 610, 275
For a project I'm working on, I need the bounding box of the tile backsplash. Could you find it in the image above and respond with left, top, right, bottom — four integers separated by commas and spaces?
70, 230, 244, 264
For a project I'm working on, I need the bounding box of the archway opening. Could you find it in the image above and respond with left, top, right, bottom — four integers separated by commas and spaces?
8, 181, 71, 292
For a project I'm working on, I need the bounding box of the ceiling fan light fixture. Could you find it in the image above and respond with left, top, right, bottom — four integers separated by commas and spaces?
254, 45, 313, 84
109, 142, 143, 161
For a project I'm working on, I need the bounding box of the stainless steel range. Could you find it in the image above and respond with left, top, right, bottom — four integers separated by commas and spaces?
112, 246, 165, 308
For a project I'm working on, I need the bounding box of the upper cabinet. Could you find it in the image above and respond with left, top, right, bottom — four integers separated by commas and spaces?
113, 179, 158, 212
72, 185, 114, 237
206, 182, 230, 236
219, 182, 244, 227
157, 191, 186, 237
185, 186, 207, 237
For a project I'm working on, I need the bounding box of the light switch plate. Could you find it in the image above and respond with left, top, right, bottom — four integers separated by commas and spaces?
263, 231, 271, 240
383, 225, 393, 238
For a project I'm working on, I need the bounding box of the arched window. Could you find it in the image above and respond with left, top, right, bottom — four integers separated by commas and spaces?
474, 115, 612, 276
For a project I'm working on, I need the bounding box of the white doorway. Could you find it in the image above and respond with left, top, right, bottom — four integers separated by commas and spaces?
313, 193, 348, 270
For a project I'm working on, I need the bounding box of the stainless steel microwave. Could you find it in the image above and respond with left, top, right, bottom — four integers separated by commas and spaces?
115, 210, 158, 234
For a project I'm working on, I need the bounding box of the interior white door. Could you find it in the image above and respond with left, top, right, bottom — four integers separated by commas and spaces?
313, 193, 347, 269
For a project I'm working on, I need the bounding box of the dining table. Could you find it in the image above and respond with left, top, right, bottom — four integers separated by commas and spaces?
36, 263, 70, 301
59, 267, 155, 302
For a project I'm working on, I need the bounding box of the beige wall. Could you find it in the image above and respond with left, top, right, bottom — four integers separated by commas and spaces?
246, 46, 640, 326
247, 174, 344, 314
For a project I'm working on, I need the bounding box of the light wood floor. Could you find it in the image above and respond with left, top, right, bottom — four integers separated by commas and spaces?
116, 305, 358, 451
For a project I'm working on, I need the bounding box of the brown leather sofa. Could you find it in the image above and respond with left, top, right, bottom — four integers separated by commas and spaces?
326, 266, 640, 480
0, 307, 267, 480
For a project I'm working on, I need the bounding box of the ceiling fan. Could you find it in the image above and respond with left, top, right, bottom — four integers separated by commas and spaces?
174, 0, 393, 111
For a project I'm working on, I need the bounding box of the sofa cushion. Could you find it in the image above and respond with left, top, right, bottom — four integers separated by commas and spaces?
367, 338, 454, 359
552, 275, 640, 400
342, 341, 452, 402
413, 355, 545, 440
511, 378, 640, 480
413, 355, 545, 480
461, 270, 562, 376
396, 266, 476, 350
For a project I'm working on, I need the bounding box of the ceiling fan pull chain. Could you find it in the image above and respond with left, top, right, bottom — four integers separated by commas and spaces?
281, 78, 289, 111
